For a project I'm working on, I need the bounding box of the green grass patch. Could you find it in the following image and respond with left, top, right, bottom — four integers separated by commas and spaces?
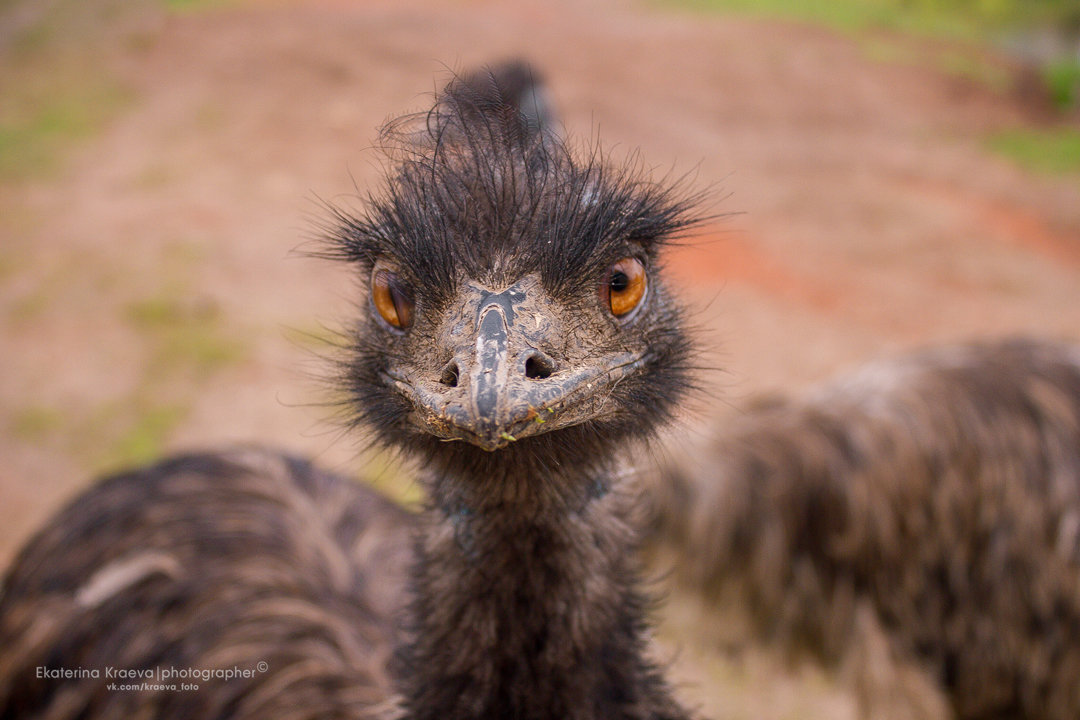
9, 405, 64, 440
659, 0, 1017, 41
0, 0, 235, 182
0, 252, 16, 282
0, 78, 131, 181
661, 0, 1080, 41
77, 290, 246, 473
6, 249, 127, 324
663, 0, 1080, 120
163, 0, 237, 14
859, 34, 1014, 92
130, 162, 174, 190
71, 288, 250, 471
937, 47, 1013, 92
126, 293, 248, 379
0, 0, 142, 182
70, 392, 192, 473
988, 127, 1080, 174
1044, 60, 1080, 111
99, 403, 189, 470
659, 0, 1044, 103
6, 287, 51, 323
6, 397, 187, 475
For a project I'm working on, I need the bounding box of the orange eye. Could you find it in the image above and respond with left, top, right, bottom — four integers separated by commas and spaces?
372, 269, 414, 330
604, 257, 647, 318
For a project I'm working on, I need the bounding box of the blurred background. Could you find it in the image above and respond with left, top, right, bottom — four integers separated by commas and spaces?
2, 0, 1078, 716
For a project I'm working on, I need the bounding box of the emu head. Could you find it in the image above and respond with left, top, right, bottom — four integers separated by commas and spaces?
327, 67, 700, 478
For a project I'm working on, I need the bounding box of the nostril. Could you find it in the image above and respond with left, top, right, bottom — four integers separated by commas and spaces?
439, 362, 460, 387
524, 353, 555, 380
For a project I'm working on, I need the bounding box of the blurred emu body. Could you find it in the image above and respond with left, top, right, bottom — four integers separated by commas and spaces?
655, 339, 1080, 720
0, 64, 702, 720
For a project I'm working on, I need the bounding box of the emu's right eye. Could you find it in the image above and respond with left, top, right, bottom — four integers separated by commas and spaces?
372, 269, 414, 330
603, 257, 647, 318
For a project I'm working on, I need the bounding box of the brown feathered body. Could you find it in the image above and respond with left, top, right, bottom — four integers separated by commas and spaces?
655, 338, 1080, 720
0, 450, 412, 720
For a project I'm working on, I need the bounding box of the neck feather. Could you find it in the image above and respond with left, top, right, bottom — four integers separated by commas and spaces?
396, 458, 688, 720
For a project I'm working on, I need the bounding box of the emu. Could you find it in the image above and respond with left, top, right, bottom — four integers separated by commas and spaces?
0, 65, 703, 720
653, 338, 1080, 720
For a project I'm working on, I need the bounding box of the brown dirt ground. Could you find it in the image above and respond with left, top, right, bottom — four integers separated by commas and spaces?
2, 0, 1079, 717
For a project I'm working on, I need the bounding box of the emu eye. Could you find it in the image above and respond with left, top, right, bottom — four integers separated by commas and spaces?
603, 257, 647, 318
372, 268, 414, 330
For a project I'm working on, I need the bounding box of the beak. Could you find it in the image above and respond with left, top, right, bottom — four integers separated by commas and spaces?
391, 277, 643, 451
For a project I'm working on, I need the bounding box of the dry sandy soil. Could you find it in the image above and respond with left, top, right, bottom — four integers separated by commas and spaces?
2, 0, 1079, 717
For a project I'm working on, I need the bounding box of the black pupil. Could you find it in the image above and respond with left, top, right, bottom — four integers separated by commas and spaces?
610, 271, 630, 293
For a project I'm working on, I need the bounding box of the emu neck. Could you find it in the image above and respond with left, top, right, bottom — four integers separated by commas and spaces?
399, 459, 685, 720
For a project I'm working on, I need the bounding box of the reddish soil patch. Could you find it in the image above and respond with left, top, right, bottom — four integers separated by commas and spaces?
669, 228, 842, 312
904, 178, 1080, 268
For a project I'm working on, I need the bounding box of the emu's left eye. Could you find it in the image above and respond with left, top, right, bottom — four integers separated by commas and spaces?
372, 269, 414, 330
602, 257, 647, 318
